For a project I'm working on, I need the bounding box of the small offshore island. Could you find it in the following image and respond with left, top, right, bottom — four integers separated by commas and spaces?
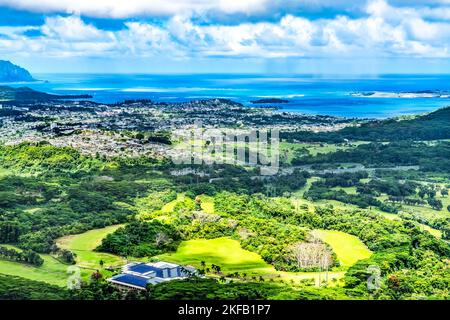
250, 98, 290, 104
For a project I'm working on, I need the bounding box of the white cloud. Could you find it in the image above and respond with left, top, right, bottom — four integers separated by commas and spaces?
1, 0, 450, 59
119, 22, 181, 57
42, 16, 114, 41
0, 16, 118, 57
0, 0, 269, 18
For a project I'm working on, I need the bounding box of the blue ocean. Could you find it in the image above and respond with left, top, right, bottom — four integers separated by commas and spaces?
10, 73, 450, 118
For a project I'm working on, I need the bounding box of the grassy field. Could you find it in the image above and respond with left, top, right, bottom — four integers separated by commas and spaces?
331, 186, 358, 194
380, 212, 401, 221
56, 225, 125, 270
0, 245, 69, 286
0, 225, 126, 287
313, 229, 373, 267
161, 193, 185, 213
173, 140, 363, 165
418, 223, 443, 238
279, 141, 367, 164
403, 201, 450, 221
311, 192, 444, 239
292, 178, 444, 240
383, 182, 449, 238
0, 225, 129, 287
158, 238, 270, 273
0, 226, 348, 287
293, 177, 320, 198
199, 195, 215, 214
157, 237, 344, 285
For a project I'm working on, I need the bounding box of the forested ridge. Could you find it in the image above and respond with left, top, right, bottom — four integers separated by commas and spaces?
282, 106, 450, 142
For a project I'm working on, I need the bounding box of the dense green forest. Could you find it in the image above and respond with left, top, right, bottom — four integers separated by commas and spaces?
293, 141, 450, 173
282, 107, 450, 142
0, 106, 449, 300
0, 275, 68, 300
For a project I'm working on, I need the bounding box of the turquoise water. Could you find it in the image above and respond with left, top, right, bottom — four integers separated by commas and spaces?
9, 73, 450, 118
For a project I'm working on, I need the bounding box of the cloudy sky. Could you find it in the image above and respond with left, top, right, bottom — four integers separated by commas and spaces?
1, 0, 450, 73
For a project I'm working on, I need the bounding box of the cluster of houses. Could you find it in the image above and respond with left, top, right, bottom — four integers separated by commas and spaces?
0, 98, 353, 158
107, 261, 197, 290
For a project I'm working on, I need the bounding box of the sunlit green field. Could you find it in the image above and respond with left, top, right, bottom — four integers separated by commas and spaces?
199, 195, 215, 214
158, 237, 270, 273
161, 193, 185, 213
0, 226, 125, 287
403, 199, 450, 221
56, 225, 125, 269
313, 230, 373, 267
389, 182, 449, 238
157, 237, 344, 285
418, 224, 442, 238
0, 245, 69, 287
294, 177, 445, 239
279, 141, 367, 163
331, 186, 358, 194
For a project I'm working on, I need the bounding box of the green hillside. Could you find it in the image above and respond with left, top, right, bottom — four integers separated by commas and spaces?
282, 106, 450, 142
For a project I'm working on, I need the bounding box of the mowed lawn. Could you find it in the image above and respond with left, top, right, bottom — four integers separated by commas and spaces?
313, 230, 372, 267
0, 226, 125, 287
0, 245, 69, 287
199, 195, 215, 214
157, 237, 345, 285
56, 224, 125, 269
158, 237, 270, 273
161, 193, 185, 213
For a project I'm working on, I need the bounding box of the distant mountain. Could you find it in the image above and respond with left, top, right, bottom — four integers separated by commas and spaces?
0, 86, 92, 102
0, 60, 35, 82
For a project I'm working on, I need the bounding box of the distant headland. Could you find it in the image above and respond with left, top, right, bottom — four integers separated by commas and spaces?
0, 86, 92, 102
0, 60, 35, 82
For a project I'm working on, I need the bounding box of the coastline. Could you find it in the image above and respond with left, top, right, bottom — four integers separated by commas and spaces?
4, 73, 450, 119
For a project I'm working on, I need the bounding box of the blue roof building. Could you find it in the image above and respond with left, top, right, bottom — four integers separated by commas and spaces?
107, 261, 197, 290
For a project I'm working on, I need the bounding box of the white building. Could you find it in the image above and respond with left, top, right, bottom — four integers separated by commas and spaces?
107, 261, 197, 290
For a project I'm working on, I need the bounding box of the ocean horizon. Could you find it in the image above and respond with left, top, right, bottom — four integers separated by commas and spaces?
5, 73, 450, 119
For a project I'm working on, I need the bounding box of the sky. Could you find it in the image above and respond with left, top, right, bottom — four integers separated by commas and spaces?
0, 0, 450, 74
